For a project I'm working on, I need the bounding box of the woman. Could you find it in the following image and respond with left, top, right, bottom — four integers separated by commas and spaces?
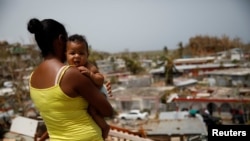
27, 18, 113, 141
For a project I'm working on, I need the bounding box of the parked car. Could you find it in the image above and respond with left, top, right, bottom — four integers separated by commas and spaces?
118, 109, 149, 120
3, 81, 13, 88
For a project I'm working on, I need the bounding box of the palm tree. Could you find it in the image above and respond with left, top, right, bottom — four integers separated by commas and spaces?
164, 56, 174, 85
163, 46, 168, 55
122, 55, 144, 75
163, 46, 174, 85
178, 42, 183, 58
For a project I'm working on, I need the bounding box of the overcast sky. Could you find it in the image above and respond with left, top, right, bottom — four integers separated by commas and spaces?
0, 0, 249, 53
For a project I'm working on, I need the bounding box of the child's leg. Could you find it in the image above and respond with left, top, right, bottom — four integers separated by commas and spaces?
88, 105, 110, 139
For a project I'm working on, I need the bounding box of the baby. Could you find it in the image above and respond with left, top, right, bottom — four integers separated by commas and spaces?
66, 34, 111, 139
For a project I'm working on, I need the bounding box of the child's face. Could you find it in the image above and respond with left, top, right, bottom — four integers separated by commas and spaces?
66, 41, 88, 67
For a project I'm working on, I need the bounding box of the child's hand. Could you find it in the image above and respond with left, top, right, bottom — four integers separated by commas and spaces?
77, 66, 91, 77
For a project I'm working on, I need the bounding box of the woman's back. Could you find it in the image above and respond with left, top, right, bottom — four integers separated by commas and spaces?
30, 65, 103, 141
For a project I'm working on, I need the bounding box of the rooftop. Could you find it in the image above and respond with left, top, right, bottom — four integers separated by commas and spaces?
206, 68, 250, 76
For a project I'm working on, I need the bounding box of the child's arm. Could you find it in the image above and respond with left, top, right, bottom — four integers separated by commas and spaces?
78, 63, 104, 88
89, 65, 104, 88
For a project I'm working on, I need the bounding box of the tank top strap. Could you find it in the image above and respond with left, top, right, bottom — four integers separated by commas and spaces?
29, 71, 34, 85
55, 65, 71, 85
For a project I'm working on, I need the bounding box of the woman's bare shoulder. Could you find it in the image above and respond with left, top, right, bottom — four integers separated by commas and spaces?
64, 66, 82, 78
60, 66, 92, 97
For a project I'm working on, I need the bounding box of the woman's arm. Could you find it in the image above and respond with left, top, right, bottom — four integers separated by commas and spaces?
61, 67, 113, 117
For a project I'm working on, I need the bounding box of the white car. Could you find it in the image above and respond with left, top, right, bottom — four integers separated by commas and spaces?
118, 109, 149, 120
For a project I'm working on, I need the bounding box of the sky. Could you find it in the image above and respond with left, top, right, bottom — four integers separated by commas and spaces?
0, 0, 249, 53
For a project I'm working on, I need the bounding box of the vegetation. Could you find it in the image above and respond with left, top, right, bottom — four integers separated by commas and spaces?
0, 41, 40, 116
0, 34, 249, 138
121, 54, 145, 75
0, 34, 249, 115
183, 35, 249, 57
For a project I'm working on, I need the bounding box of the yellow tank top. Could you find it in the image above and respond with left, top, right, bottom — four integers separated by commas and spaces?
29, 65, 103, 141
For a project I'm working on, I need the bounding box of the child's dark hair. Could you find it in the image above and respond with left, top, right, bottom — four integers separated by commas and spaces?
27, 18, 68, 57
68, 34, 89, 53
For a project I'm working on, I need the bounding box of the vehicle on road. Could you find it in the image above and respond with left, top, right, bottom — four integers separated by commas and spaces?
118, 109, 149, 120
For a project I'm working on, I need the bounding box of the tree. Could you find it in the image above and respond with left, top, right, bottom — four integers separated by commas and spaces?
0, 42, 39, 119
162, 46, 174, 86
163, 46, 168, 55
164, 56, 174, 85
88, 46, 105, 67
122, 55, 144, 75
178, 42, 183, 58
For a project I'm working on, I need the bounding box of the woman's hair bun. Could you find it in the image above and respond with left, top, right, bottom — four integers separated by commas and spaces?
27, 18, 43, 34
